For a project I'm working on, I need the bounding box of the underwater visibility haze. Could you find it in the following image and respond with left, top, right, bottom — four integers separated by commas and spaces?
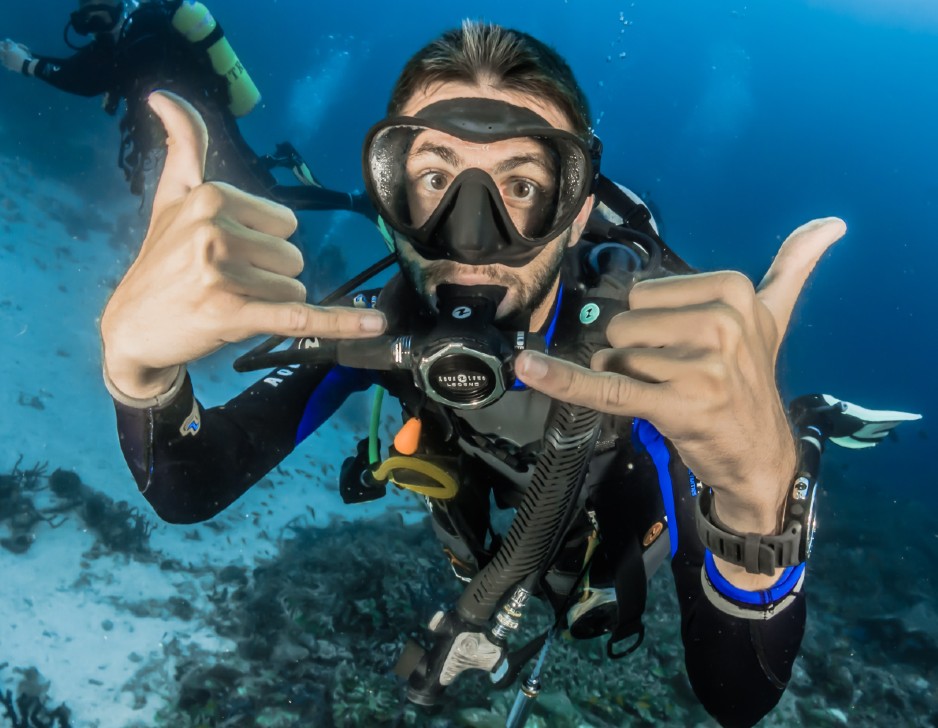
0, 1, 935, 726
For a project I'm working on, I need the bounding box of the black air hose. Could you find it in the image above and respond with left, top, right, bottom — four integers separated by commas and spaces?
456, 338, 603, 624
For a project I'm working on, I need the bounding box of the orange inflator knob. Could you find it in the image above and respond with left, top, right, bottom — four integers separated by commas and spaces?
393, 417, 422, 456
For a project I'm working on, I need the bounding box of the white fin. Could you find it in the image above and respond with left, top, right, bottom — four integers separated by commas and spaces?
821, 394, 922, 449
821, 394, 922, 424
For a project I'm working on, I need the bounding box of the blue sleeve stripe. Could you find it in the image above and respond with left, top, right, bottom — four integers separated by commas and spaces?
704, 550, 806, 605
632, 418, 678, 558
295, 366, 374, 445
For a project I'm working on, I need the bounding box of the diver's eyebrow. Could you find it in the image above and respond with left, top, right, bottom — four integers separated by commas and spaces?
493, 154, 554, 175
410, 141, 462, 167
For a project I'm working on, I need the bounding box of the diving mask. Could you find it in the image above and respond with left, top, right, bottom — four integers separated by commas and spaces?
363, 97, 601, 267
70, 2, 124, 35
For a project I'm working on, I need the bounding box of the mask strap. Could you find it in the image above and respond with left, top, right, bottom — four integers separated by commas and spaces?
376, 215, 396, 252
589, 134, 603, 192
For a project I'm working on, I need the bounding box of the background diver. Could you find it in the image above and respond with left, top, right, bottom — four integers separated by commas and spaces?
0, 0, 371, 218
94, 21, 919, 728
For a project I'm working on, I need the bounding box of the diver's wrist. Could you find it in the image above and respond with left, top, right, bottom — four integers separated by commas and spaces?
710, 486, 787, 536
23, 58, 37, 76
706, 488, 788, 586
708, 442, 797, 536
102, 355, 185, 407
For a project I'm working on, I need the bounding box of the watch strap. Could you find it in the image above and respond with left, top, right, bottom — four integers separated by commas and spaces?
695, 487, 803, 576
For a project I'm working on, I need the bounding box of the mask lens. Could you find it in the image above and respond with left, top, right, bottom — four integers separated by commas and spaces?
72, 4, 119, 34
367, 124, 421, 227
366, 123, 590, 243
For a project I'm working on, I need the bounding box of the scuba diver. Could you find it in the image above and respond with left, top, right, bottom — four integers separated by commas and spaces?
95, 21, 920, 728
0, 0, 370, 217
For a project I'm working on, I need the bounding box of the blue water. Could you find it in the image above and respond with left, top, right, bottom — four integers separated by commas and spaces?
1, 0, 935, 724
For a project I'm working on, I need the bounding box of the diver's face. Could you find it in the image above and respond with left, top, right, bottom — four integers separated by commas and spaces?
394, 82, 594, 330
88, 10, 112, 27
76, 1, 122, 35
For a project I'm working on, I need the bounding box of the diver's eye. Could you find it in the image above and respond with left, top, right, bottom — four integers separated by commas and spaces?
505, 179, 539, 203
419, 172, 449, 192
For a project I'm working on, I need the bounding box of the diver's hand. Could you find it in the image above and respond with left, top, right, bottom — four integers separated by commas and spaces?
517, 217, 845, 539
100, 90, 386, 401
0, 40, 31, 73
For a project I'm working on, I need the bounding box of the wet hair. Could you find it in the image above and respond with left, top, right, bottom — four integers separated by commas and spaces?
388, 20, 592, 138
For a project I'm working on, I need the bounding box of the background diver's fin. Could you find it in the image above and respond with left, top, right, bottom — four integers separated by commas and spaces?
790, 393, 922, 450
263, 141, 325, 188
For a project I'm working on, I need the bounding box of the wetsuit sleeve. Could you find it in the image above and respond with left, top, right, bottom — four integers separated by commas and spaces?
32, 43, 115, 97
112, 362, 372, 524
667, 444, 806, 728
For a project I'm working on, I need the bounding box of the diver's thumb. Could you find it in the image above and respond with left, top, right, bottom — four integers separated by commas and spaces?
757, 216, 846, 337
148, 90, 208, 219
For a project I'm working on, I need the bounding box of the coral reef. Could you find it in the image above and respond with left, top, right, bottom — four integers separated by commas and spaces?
4, 458, 938, 726
146, 490, 938, 727
0, 665, 71, 728
1, 459, 152, 558
151, 514, 711, 727
0, 458, 65, 554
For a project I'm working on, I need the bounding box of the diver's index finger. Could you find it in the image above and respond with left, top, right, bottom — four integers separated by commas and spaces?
236, 303, 387, 341
148, 91, 208, 219
302, 305, 388, 338
515, 351, 653, 418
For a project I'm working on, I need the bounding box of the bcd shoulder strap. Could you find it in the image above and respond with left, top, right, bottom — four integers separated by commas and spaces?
592, 174, 656, 234
585, 174, 696, 277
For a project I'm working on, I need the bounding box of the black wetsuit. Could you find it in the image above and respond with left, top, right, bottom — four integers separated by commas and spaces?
110, 244, 808, 728
31, 0, 361, 215
32, 1, 269, 194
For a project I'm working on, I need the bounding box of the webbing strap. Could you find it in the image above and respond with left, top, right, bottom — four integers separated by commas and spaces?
595, 174, 653, 231
606, 527, 647, 659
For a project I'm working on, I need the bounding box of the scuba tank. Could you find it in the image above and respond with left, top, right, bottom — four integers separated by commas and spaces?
171, 0, 261, 117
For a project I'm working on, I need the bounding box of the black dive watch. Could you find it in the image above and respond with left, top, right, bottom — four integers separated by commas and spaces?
695, 474, 817, 576
695, 423, 823, 576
